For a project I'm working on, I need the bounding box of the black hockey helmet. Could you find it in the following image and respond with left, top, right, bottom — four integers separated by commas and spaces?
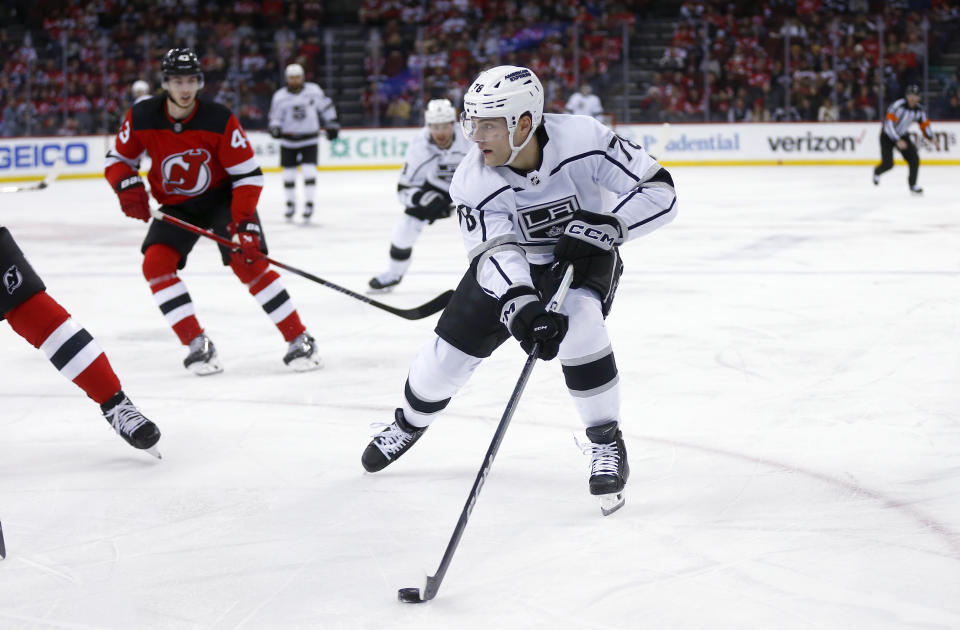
161, 48, 204, 87
905, 84, 921, 96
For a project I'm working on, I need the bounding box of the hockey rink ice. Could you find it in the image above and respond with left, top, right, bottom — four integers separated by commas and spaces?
0, 164, 958, 629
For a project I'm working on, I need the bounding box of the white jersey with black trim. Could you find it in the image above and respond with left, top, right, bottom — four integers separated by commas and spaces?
450, 113, 677, 299
883, 98, 932, 141
397, 127, 472, 207
268, 82, 338, 149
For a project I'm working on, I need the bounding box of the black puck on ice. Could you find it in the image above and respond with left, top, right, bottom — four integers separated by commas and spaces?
397, 587, 423, 603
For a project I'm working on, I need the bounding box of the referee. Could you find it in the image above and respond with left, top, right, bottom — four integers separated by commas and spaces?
872, 84, 935, 194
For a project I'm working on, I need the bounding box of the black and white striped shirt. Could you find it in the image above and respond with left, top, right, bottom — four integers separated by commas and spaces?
883, 98, 932, 141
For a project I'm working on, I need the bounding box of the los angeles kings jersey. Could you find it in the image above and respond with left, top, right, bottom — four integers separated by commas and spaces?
104, 96, 264, 222
397, 126, 472, 208
268, 83, 339, 149
450, 113, 678, 299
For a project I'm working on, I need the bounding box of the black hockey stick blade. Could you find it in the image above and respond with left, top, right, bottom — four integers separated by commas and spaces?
0, 519, 6, 559
0, 159, 63, 194
150, 208, 453, 320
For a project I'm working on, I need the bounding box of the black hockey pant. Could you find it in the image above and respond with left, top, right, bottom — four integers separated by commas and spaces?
874, 132, 919, 187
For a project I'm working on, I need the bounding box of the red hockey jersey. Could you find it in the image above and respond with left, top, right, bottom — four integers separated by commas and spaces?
104, 96, 263, 222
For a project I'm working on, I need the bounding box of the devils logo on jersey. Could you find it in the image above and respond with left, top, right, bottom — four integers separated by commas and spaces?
4, 264, 23, 295
161, 148, 212, 195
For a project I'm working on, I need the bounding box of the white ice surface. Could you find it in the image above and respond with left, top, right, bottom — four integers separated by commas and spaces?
0, 165, 958, 629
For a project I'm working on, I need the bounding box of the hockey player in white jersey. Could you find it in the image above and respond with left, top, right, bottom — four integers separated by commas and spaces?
268, 63, 340, 221
361, 66, 678, 515
368, 99, 472, 291
132, 80, 151, 104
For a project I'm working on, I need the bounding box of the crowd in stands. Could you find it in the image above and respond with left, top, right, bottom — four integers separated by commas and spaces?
642, 0, 960, 123
1, 0, 958, 138
358, 0, 647, 126
0, 0, 324, 137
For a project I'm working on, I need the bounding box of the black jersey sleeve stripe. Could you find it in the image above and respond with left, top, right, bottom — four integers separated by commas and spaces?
229, 167, 263, 183
626, 196, 677, 231
476, 185, 511, 210
549, 150, 606, 176
488, 256, 513, 285
603, 154, 641, 181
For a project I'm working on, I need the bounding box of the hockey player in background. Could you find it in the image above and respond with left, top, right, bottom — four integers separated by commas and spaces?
872, 84, 936, 194
105, 48, 321, 376
1, 225, 161, 457
267, 63, 340, 222
360, 66, 678, 515
132, 80, 151, 105
368, 99, 471, 291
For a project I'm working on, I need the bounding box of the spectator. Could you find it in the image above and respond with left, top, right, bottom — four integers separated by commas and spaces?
817, 97, 839, 121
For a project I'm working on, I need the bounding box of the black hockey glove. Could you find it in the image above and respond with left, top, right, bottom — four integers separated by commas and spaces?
499, 286, 568, 361
407, 186, 453, 223
325, 124, 340, 141
553, 210, 624, 288
269, 126, 282, 139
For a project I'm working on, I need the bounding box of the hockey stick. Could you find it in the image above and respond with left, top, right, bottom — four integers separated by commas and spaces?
0, 159, 63, 194
149, 208, 452, 320
398, 264, 574, 604
0, 519, 5, 559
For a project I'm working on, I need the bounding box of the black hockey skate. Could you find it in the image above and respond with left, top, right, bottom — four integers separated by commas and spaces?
184, 333, 222, 375
910, 185, 924, 195
283, 332, 322, 371
284, 202, 295, 221
302, 202, 314, 222
101, 391, 161, 458
583, 421, 630, 516
361, 409, 427, 472
368, 272, 403, 292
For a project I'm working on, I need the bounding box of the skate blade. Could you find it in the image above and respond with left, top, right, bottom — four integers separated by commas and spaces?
286, 355, 323, 372
144, 445, 162, 460
187, 360, 223, 376
599, 492, 625, 516
366, 285, 397, 294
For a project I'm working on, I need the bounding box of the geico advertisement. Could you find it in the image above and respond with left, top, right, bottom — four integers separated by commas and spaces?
0, 137, 103, 175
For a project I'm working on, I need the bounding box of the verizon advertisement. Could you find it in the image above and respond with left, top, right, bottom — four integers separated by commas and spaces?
2, 122, 958, 181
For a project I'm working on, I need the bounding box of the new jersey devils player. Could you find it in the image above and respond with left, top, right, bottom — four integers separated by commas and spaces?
105, 48, 321, 375
1, 225, 161, 457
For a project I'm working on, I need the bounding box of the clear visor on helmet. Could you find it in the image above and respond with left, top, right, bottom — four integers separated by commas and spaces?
459, 112, 508, 141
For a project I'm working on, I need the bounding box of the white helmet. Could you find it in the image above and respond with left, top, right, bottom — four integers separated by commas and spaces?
285, 63, 305, 78
132, 80, 150, 96
424, 99, 456, 125
461, 65, 543, 165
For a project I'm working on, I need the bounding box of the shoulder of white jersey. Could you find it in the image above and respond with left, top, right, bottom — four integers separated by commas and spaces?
543, 112, 613, 150
403, 129, 434, 161
450, 147, 512, 209
305, 82, 325, 95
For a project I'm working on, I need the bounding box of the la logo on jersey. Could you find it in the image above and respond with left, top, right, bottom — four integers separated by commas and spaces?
4, 264, 23, 295
161, 149, 212, 195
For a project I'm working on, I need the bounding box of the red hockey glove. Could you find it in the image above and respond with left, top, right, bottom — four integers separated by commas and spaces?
115, 175, 150, 222
230, 221, 264, 264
